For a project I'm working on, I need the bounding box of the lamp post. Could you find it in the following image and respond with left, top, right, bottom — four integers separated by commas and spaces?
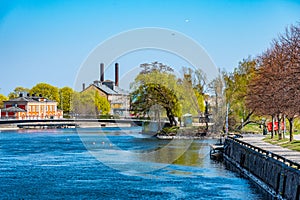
204, 100, 209, 132
262, 118, 267, 135
225, 103, 229, 135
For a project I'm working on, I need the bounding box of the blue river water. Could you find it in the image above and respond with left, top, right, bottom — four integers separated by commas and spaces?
0, 127, 268, 199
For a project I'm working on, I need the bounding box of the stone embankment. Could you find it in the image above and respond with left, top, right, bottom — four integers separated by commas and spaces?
224, 135, 300, 200
0, 124, 19, 131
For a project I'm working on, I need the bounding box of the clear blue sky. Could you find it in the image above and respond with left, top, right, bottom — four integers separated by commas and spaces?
0, 0, 299, 95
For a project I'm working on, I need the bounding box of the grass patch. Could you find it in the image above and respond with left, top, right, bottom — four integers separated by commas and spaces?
281, 140, 300, 151
263, 135, 300, 152
241, 123, 262, 133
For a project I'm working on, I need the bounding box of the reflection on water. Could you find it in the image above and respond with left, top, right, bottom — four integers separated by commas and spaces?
79, 127, 214, 173
173, 141, 208, 167
0, 128, 268, 199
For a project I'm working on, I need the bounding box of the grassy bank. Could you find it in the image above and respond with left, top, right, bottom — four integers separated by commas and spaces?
241, 123, 262, 133
263, 136, 300, 152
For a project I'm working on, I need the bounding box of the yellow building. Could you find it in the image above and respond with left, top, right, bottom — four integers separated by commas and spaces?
81, 62, 130, 117
83, 80, 130, 117
0, 94, 63, 120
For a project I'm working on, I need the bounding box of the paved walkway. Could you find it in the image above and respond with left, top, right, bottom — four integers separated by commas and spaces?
294, 134, 300, 140
238, 134, 300, 165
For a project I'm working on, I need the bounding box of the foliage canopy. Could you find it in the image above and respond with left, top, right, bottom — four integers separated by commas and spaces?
131, 83, 181, 126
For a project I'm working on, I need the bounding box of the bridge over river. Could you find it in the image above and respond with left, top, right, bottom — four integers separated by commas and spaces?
0, 118, 161, 129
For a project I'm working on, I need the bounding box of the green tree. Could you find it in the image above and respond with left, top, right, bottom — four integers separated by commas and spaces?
131, 62, 178, 91
131, 62, 202, 119
59, 87, 75, 114
94, 92, 110, 115
131, 83, 181, 126
79, 90, 97, 116
0, 94, 8, 108
30, 83, 60, 103
71, 91, 82, 116
224, 58, 257, 130
72, 89, 110, 117
208, 70, 226, 133
8, 87, 30, 99
181, 67, 206, 114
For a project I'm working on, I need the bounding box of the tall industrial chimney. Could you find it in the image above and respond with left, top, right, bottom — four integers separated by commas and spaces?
82, 83, 85, 91
115, 63, 119, 87
100, 63, 104, 82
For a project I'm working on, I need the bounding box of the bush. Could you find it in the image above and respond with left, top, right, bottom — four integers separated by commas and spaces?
157, 126, 179, 135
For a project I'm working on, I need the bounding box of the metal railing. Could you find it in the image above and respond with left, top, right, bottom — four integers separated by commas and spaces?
227, 136, 300, 170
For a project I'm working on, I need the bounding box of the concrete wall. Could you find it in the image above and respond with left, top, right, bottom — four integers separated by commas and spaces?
224, 137, 300, 200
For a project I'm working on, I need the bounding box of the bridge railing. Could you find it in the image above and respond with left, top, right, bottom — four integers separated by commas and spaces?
227, 136, 300, 170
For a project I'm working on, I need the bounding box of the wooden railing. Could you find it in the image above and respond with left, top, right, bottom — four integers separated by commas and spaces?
227, 136, 300, 170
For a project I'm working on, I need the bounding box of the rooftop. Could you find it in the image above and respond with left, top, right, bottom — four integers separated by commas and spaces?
92, 82, 129, 96
4, 95, 56, 103
1, 106, 26, 112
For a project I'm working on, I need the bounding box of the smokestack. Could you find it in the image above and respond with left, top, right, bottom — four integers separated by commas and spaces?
82, 83, 85, 91
100, 63, 104, 82
115, 63, 119, 87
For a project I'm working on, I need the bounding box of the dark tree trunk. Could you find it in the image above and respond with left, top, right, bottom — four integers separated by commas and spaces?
236, 110, 254, 130
282, 115, 286, 139
278, 114, 282, 140
166, 108, 177, 126
271, 115, 274, 139
288, 117, 294, 142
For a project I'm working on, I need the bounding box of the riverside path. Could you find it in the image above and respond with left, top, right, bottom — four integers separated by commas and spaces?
238, 134, 300, 165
